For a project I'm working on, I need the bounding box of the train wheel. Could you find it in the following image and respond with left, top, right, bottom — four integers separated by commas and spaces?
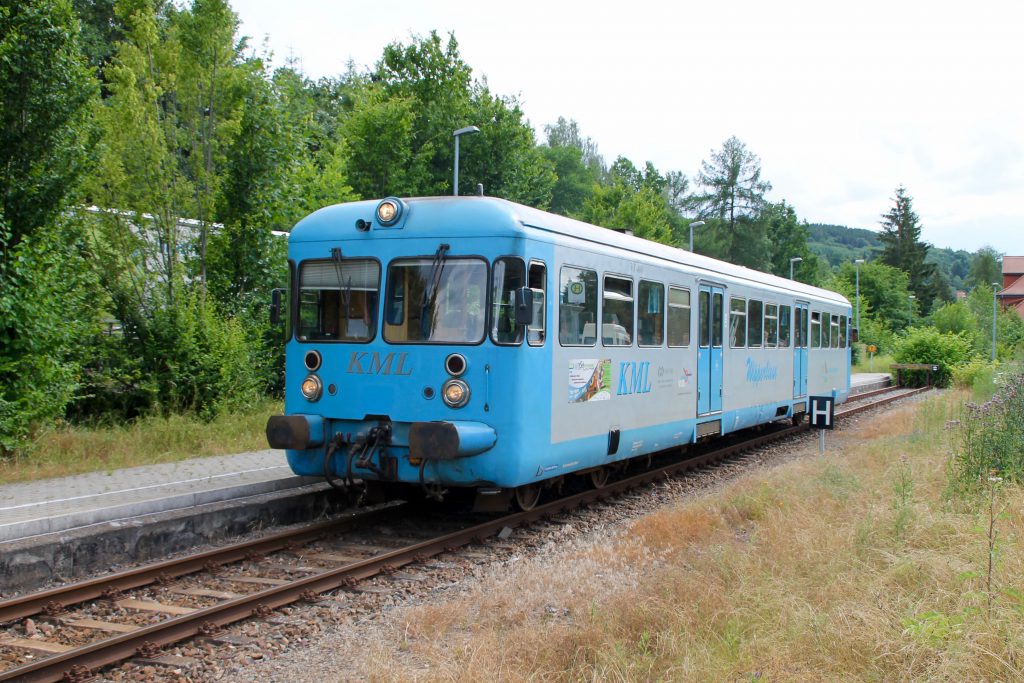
513, 483, 542, 511
589, 466, 609, 489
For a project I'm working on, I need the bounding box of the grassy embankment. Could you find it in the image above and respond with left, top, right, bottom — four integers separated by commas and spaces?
0, 399, 282, 485
357, 392, 1023, 681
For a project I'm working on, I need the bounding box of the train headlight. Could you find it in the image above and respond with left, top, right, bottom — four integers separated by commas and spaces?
441, 379, 470, 408
376, 197, 404, 226
301, 374, 323, 402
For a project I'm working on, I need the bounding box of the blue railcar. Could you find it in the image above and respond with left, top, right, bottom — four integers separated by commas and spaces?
266, 196, 852, 510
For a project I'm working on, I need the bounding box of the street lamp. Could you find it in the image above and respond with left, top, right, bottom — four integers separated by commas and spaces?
854, 259, 865, 331
789, 256, 803, 280
688, 220, 705, 252
452, 125, 480, 196
992, 282, 1000, 361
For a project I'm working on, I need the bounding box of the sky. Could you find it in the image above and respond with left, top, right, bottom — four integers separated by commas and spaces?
229, 0, 1023, 255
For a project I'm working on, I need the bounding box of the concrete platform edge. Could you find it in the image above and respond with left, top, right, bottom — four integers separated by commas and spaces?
0, 475, 319, 543
0, 482, 349, 595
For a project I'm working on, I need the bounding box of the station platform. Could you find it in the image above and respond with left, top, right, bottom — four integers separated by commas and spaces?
849, 372, 892, 395
0, 449, 314, 545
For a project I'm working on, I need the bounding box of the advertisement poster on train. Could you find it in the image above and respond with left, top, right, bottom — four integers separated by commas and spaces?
568, 359, 611, 403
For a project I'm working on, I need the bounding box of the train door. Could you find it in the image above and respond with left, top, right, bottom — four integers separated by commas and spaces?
698, 285, 724, 415
793, 301, 809, 398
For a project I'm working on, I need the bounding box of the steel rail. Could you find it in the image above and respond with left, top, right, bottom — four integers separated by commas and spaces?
0, 504, 403, 624
0, 385, 929, 682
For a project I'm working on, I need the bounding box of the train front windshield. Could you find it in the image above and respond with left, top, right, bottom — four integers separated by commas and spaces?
383, 258, 488, 344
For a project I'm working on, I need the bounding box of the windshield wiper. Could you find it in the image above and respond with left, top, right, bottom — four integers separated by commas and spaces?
420, 243, 450, 336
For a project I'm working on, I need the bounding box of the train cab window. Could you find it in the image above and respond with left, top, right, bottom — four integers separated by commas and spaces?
840, 315, 848, 348
491, 257, 525, 345
748, 300, 763, 348
638, 281, 664, 347
528, 261, 547, 346
765, 303, 779, 347
297, 259, 380, 343
730, 297, 747, 348
778, 305, 791, 348
383, 257, 487, 344
602, 275, 634, 346
811, 311, 822, 348
559, 266, 598, 346
668, 286, 691, 347
831, 314, 840, 348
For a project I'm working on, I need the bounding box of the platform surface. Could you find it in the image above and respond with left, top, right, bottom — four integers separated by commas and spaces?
0, 449, 313, 544
850, 372, 891, 388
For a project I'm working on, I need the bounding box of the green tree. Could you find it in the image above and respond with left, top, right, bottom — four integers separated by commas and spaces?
577, 161, 673, 245
0, 0, 97, 257
966, 245, 1003, 291
0, 0, 99, 454
689, 136, 772, 268
832, 260, 916, 332
763, 200, 820, 284
877, 186, 945, 312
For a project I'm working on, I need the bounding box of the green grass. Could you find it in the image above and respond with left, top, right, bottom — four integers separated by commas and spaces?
0, 399, 282, 485
853, 350, 894, 374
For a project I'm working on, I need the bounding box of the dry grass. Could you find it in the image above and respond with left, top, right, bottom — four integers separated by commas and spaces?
0, 399, 281, 485
353, 394, 1024, 682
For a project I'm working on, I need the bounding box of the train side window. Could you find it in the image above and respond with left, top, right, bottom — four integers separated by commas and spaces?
778, 305, 794, 348
668, 286, 691, 347
638, 280, 664, 347
840, 315, 848, 348
712, 292, 724, 347
730, 297, 746, 348
698, 289, 710, 347
811, 311, 821, 348
748, 299, 763, 348
821, 312, 830, 348
559, 266, 597, 346
831, 314, 840, 348
602, 275, 634, 346
491, 257, 525, 345
765, 303, 779, 347
794, 307, 805, 348
528, 261, 546, 346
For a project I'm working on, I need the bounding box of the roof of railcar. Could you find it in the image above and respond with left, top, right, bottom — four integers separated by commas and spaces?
290, 196, 850, 307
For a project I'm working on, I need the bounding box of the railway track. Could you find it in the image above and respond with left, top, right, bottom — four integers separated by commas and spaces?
0, 384, 930, 682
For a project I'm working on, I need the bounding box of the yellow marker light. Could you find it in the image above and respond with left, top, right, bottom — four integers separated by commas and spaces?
301, 374, 323, 402
441, 379, 470, 408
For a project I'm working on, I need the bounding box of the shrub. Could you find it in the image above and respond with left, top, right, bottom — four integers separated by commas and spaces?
949, 369, 1024, 490
950, 357, 994, 391
893, 326, 977, 387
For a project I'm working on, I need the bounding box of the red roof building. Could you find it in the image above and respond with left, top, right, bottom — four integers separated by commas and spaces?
999, 256, 1024, 318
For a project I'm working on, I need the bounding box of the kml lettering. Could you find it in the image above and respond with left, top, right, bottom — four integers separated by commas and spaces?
347, 352, 413, 376
617, 361, 652, 396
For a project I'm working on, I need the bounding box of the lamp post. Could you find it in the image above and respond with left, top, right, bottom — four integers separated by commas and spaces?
854, 259, 865, 331
688, 220, 705, 252
789, 256, 803, 280
452, 125, 480, 196
992, 282, 1000, 361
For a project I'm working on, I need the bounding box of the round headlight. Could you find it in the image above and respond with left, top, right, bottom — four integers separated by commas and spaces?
441, 379, 470, 408
301, 374, 323, 402
376, 197, 403, 226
